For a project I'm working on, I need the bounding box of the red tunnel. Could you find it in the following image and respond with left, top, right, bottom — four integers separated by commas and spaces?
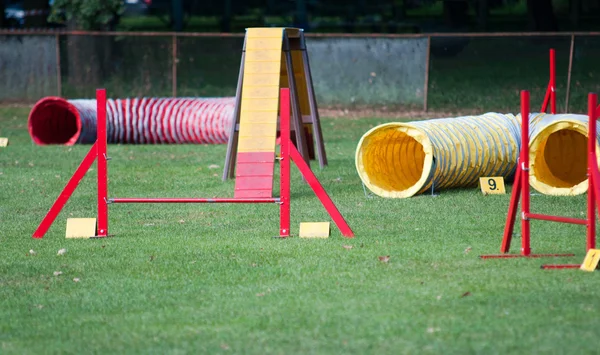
28, 96, 236, 145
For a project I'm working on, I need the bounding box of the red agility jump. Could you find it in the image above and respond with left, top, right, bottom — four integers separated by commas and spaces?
33, 88, 354, 239
481, 91, 600, 268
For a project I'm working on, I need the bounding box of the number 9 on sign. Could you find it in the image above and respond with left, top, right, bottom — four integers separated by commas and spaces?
479, 177, 506, 195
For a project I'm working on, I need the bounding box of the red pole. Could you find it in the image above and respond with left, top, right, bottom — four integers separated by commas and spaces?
541, 85, 550, 113
279, 88, 291, 237
587, 93, 598, 251
500, 167, 522, 253
109, 198, 278, 203
97, 89, 108, 237
550, 49, 556, 114
521, 90, 531, 256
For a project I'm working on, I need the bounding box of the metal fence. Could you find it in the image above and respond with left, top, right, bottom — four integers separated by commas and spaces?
1, 30, 599, 113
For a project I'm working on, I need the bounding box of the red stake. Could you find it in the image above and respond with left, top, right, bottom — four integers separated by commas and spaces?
279, 88, 291, 237
500, 167, 521, 253
550, 49, 556, 114
521, 91, 532, 256
587, 93, 598, 250
540, 49, 556, 114
97, 89, 108, 237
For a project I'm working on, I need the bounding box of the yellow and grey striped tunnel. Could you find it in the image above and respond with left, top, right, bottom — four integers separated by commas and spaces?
355, 113, 600, 198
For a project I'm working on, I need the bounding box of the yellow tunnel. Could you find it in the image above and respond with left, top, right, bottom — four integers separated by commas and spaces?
356, 113, 599, 198
355, 113, 521, 198
528, 113, 600, 196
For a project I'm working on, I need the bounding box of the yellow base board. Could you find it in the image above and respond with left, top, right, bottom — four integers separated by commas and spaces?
299, 222, 330, 238
66, 218, 97, 239
580, 249, 600, 272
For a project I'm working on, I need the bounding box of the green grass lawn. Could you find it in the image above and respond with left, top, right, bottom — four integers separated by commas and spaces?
1, 106, 600, 354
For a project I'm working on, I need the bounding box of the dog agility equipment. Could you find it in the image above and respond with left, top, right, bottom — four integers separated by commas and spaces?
356, 111, 598, 198
480, 91, 600, 269
32, 87, 353, 239
355, 112, 522, 198
32, 87, 353, 238
28, 96, 236, 145
222, 27, 328, 181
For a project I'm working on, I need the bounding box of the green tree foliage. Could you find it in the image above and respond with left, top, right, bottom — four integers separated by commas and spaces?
49, 0, 123, 30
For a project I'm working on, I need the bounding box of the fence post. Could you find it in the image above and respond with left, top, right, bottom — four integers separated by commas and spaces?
565, 34, 575, 113
172, 34, 178, 97
55, 33, 62, 97
423, 35, 431, 112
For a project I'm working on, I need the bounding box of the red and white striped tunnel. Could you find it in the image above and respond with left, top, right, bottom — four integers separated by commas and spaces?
28, 96, 236, 145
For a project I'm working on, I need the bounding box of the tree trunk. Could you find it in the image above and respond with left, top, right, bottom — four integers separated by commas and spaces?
477, 0, 489, 31
172, 0, 183, 31
294, 0, 308, 29
570, 0, 581, 30
23, 0, 50, 28
65, 20, 101, 90
443, 0, 470, 29
344, 7, 357, 33
221, 0, 232, 32
0, 0, 5, 28
64, 10, 121, 93
527, 0, 559, 31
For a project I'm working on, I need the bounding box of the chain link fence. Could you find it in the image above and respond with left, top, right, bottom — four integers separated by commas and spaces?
0, 31, 598, 114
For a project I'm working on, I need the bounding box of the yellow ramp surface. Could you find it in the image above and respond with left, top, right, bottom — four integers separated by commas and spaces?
237, 28, 284, 154
234, 28, 289, 198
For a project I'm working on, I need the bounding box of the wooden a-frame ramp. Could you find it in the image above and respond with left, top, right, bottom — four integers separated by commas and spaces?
222, 27, 328, 186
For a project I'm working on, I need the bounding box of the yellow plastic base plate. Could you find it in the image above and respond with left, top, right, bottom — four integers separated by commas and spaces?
580, 249, 600, 272
65, 218, 97, 239
299, 222, 330, 238
0, 138, 8, 147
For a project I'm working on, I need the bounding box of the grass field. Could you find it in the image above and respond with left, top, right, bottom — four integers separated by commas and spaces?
2, 105, 600, 354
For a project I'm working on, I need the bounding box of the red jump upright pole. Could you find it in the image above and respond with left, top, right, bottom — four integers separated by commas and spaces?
97, 89, 109, 237
520, 91, 532, 256
480, 90, 577, 260
279, 88, 291, 238
586, 93, 597, 251
550, 49, 556, 114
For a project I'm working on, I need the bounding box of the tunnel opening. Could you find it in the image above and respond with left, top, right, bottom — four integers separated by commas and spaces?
356, 125, 432, 198
531, 128, 588, 194
28, 97, 81, 145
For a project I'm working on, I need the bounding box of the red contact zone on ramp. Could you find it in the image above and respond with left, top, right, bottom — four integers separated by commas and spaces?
28, 97, 82, 145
